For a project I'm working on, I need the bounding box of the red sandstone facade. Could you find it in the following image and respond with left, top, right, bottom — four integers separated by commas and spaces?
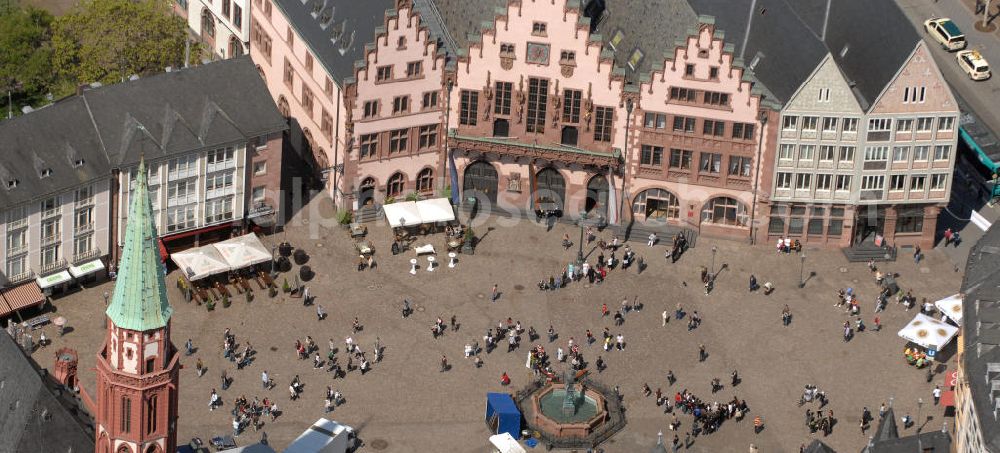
93, 319, 180, 453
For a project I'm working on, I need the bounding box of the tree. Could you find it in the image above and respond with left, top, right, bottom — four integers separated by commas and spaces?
52, 0, 187, 90
0, 7, 55, 114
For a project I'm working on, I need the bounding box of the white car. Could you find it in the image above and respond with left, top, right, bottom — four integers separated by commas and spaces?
924, 18, 967, 51
957, 50, 991, 81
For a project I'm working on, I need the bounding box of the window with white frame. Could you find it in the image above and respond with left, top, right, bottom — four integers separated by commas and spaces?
6, 205, 27, 226
41, 219, 59, 242
802, 116, 818, 131
799, 145, 815, 161
74, 234, 92, 256
40, 197, 59, 218
861, 175, 884, 190
896, 119, 912, 132
6, 255, 25, 277
253, 161, 267, 175
835, 175, 852, 191
910, 175, 925, 191
916, 117, 934, 132
938, 117, 955, 132
931, 174, 947, 190
913, 145, 930, 161
206, 147, 236, 172
6, 229, 26, 253
819, 146, 835, 162
864, 146, 888, 161
75, 207, 93, 230
839, 146, 855, 162
205, 171, 235, 197
890, 174, 905, 191
205, 196, 234, 223
892, 146, 910, 162
776, 172, 792, 189
251, 186, 266, 202
842, 118, 858, 133
40, 244, 59, 267
167, 179, 197, 206
868, 118, 891, 132
75, 186, 94, 205
822, 117, 838, 132
782, 116, 798, 131
816, 174, 832, 190
167, 155, 198, 180
166, 205, 196, 232
779, 144, 794, 160
934, 145, 951, 161
795, 174, 811, 189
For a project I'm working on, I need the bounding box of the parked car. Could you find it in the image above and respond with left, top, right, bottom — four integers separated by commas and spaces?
956, 50, 991, 80
924, 18, 966, 51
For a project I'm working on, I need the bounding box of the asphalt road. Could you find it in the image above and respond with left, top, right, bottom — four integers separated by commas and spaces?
896, 0, 1000, 137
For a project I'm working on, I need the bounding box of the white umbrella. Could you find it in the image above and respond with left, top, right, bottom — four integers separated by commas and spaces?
897, 313, 959, 351
934, 293, 963, 326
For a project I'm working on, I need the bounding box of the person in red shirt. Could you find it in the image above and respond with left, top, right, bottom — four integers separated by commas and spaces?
500, 372, 511, 386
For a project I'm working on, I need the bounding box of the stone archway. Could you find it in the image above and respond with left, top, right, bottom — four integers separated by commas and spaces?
535, 167, 566, 211
632, 188, 680, 223
277, 95, 290, 118
585, 174, 609, 219
228, 36, 243, 58
358, 177, 376, 207
200, 9, 215, 50
463, 161, 499, 205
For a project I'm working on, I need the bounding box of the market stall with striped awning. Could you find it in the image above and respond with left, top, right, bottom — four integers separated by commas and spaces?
0, 281, 45, 318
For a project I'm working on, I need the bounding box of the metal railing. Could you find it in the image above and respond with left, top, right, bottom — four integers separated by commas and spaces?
39, 259, 67, 274
41, 234, 62, 246
73, 248, 101, 264
6, 243, 27, 256
6, 218, 28, 229
75, 222, 94, 234
6, 270, 35, 285
41, 208, 60, 219
74, 197, 94, 208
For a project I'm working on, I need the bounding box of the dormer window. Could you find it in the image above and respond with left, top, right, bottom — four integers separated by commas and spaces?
627, 48, 644, 71
40, 168, 52, 178
6, 179, 18, 189
531, 22, 547, 36
608, 30, 624, 51
397, 36, 406, 49
73, 159, 85, 168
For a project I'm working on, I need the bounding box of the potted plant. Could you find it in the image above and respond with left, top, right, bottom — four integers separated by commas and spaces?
282, 278, 290, 293
405, 192, 420, 202
463, 226, 476, 255
336, 209, 353, 227
384, 196, 396, 205
222, 295, 231, 308
206, 300, 216, 311
245, 291, 253, 303
268, 286, 278, 298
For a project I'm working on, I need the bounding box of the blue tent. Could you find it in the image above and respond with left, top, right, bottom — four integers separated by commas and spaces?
485, 393, 522, 439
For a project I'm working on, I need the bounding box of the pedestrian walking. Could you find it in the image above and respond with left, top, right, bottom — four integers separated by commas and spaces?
548, 325, 556, 343
440, 355, 449, 372
675, 303, 683, 320
316, 305, 326, 321
666, 370, 675, 385
698, 344, 707, 362
302, 286, 310, 305
185, 338, 194, 356
753, 415, 763, 434
933, 385, 941, 405
196, 358, 205, 377
261, 370, 270, 389
874, 315, 881, 332
491, 284, 499, 302
944, 228, 953, 246
914, 245, 922, 263
662, 309, 668, 327
602, 303, 609, 317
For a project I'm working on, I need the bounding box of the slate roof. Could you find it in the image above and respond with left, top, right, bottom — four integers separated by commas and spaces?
421, 0, 507, 55
272, 0, 393, 84
590, 0, 698, 80
105, 160, 173, 332
0, 333, 94, 453
802, 439, 836, 453
960, 223, 1000, 452
0, 57, 287, 209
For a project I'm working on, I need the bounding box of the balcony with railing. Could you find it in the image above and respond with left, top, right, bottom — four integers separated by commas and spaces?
74, 196, 94, 208
6, 270, 35, 285
73, 248, 101, 264
39, 258, 67, 275
75, 222, 94, 234
7, 217, 28, 230
6, 243, 27, 256
41, 233, 62, 246
41, 207, 60, 219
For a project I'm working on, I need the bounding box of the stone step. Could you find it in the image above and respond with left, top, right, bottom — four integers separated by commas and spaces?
841, 245, 897, 263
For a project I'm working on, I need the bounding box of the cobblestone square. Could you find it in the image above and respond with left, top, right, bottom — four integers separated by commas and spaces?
32, 196, 962, 452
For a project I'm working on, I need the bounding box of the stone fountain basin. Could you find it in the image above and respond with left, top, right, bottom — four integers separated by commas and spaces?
529, 383, 608, 438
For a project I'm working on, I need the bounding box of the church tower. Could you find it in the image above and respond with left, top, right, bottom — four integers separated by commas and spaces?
94, 160, 179, 453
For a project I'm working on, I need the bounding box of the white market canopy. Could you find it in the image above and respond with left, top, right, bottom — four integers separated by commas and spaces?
384, 198, 455, 228
171, 246, 229, 281
214, 233, 272, 269
489, 433, 526, 453
897, 313, 959, 351
934, 293, 964, 326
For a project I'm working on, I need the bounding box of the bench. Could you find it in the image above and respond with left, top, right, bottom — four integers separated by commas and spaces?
414, 244, 436, 256
27, 315, 49, 330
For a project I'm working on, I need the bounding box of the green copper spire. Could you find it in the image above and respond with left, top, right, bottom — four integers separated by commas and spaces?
106, 159, 173, 331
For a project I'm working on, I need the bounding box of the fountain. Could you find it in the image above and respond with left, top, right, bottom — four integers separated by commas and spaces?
517, 369, 623, 446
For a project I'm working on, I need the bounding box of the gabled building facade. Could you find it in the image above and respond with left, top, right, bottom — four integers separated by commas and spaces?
185, 0, 251, 58
342, 0, 449, 208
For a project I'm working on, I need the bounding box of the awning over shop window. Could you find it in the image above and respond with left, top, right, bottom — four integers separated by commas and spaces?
213, 233, 272, 269
170, 246, 229, 281
69, 259, 105, 278
36, 271, 72, 290
0, 281, 44, 317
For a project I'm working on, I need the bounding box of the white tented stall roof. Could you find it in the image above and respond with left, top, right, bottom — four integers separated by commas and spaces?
214, 233, 272, 269
284, 418, 352, 453
934, 294, 964, 326
416, 198, 456, 224
383, 201, 423, 228
488, 433, 526, 453
897, 313, 959, 351
171, 246, 229, 281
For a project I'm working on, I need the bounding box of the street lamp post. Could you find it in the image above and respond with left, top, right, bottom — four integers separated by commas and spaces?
576, 213, 588, 266
617, 99, 634, 223
102, 290, 109, 328
798, 254, 807, 288
270, 245, 278, 278
711, 246, 717, 274
749, 105, 768, 245
917, 397, 923, 434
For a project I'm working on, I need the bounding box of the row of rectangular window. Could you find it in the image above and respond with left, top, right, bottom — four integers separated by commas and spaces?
782, 115, 954, 133
777, 144, 951, 162
775, 172, 947, 191
639, 146, 752, 177
358, 125, 440, 159
667, 87, 730, 107
375, 61, 424, 82
362, 91, 439, 118
460, 83, 615, 142
642, 112, 755, 140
